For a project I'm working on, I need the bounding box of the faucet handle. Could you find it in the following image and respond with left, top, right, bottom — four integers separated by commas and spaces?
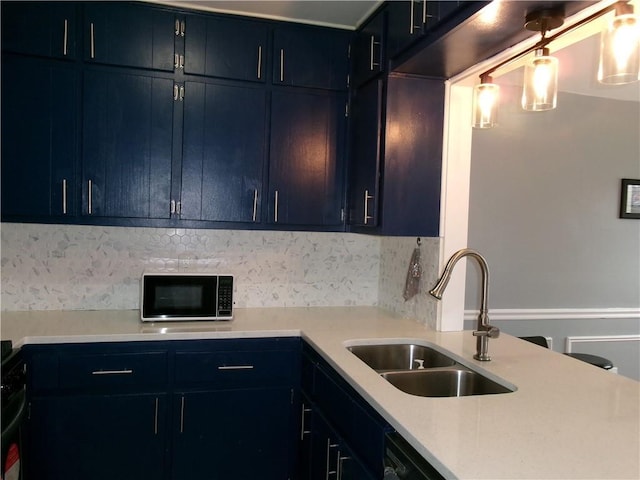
473, 325, 500, 339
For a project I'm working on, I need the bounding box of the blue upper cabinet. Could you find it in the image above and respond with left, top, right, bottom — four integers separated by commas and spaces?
1, 2, 77, 59
351, 8, 386, 88
180, 81, 266, 223
348, 75, 444, 237
1, 55, 78, 219
82, 69, 174, 219
269, 90, 346, 226
348, 79, 383, 228
273, 25, 351, 91
184, 14, 268, 82
83, 3, 176, 71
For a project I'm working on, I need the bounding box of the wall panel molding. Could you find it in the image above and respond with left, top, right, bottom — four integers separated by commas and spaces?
464, 308, 640, 321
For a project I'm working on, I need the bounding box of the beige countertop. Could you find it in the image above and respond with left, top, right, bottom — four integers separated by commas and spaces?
2, 307, 639, 479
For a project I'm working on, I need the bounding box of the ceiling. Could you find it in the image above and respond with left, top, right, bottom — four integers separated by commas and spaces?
153, 0, 381, 29
152, 0, 639, 102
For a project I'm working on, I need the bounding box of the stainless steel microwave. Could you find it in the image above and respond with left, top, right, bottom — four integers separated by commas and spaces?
141, 272, 233, 321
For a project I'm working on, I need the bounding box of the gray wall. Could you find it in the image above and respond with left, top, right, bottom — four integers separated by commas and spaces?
466, 88, 640, 379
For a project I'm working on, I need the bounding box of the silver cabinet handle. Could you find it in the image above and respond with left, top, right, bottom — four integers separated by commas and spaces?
279, 49, 284, 82
217, 365, 254, 370
173, 84, 185, 101
170, 200, 181, 215
300, 403, 312, 440
154, 397, 159, 435
363, 189, 374, 224
422, 0, 428, 24
63, 19, 68, 56
274, 190, 279, 223
252, 189, 258, 222
326, 439, 339, 479
180, 395, 185, 433
88, 179, 93, 214
173, 18, 185, 36
257, 46, 262, 79
174, 54, 184, 70
410, 0, 415, 34
62, 179, 67, 214
370, 35, 380, 70
91, 369, 133, 375
336, 452, 351, 480
90, 22, 95, 59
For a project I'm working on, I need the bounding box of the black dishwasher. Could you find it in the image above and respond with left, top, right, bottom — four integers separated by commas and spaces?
384, 432, 446, 480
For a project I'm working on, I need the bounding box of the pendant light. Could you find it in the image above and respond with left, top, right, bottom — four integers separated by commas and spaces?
521, 9, 564, 111
598, 2, 640, 84
472, 75, 500, 129
522, 47, 559, 111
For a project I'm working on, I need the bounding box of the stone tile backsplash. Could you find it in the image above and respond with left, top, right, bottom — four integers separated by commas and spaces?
1, 224, 380, 311
378, 237, 440, 329
1, 223, 441, 325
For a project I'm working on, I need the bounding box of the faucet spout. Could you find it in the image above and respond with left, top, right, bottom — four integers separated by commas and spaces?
429, 248, 500, 361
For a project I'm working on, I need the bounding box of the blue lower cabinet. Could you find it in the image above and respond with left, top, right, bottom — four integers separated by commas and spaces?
300, 342, 389, 480
171, 388, 294, 479
307, 409, 376, 480
26, 393, 168, 480
23, 338, 301, 480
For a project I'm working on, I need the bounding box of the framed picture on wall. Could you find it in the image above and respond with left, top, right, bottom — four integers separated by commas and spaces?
620, 179, 640, 219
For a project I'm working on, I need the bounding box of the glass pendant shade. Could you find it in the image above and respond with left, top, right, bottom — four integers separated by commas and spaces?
472, 81, 499, 128
522, 48, 558, 111
598, 12, 640, 84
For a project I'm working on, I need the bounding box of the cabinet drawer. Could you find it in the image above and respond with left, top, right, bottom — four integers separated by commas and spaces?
175, 349, 296, 388
58, 351, 168, 390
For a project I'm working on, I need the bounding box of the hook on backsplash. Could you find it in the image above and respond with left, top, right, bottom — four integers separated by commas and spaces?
416, 237, 422, 246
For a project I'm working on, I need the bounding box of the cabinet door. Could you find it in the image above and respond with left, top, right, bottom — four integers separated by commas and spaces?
1, 55, 77, 218
351, 9, 385, 87
184, 14, 267, 82
386, 1, 423, 58
172, 388, 294, 480
273, 26, 350, 90
348, 79, 383, 228
269, 90, 345, 226
82, 69, 173, 219
26, 393, 167, 480
308, 411, 375, 480
379, 75, 444, 236
1, 2, 77, 59
180, 81, 266, 223
84, 3, 175, 71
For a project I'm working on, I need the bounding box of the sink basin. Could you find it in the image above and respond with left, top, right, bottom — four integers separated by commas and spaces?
381, 369, 514, 397
347, 344, 457, 371
346, 341, 515, 397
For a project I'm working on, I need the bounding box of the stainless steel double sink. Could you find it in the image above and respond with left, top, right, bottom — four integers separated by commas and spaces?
346, 342, 515, 397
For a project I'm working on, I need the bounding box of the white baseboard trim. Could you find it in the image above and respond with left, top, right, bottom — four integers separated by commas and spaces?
565, 334, 640, 353
464, 308, 640, 321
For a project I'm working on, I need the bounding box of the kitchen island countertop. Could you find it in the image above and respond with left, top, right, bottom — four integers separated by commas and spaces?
2, 307, 639, 479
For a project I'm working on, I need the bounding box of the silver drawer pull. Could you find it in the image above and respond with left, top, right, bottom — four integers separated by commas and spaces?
91, 369, 133, 375
217, 365, 254, 370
